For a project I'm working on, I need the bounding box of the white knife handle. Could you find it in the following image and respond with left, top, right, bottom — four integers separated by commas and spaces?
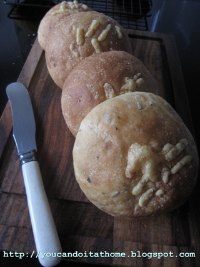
22, 160, 62, 267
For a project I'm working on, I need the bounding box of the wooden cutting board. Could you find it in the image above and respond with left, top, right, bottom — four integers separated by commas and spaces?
0, 30, 199, 267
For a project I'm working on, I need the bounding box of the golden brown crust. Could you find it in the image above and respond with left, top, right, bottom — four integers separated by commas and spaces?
73, 92, 199, 217
38, 1, 90, 50
45, 11, 132, 88
62, 51, 158, 136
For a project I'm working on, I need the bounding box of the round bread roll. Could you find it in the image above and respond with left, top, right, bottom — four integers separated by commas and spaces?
45, 11, 132, 88
73, 92, 199, 217
62, 51, 159, 136
38, 1, 90, 50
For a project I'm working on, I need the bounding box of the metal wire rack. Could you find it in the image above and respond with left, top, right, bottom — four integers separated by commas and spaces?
81, 0, 152, 30
5, 0, 153, 31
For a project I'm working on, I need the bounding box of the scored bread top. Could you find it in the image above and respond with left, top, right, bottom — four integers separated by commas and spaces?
38, 1, 90, 50
73, 92, 199, 217
45, 11, 132, 88
62, 51, 159, 136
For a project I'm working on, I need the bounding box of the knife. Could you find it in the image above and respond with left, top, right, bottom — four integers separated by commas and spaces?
6, 82, 62, 267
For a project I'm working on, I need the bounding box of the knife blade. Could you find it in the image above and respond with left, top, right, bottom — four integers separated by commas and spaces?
6, 82, 62, 267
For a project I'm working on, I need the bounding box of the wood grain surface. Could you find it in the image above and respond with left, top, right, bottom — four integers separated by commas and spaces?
0, 30, 199, 267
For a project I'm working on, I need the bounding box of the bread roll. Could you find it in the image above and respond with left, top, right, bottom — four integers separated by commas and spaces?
73, 92, 198, 217
62, 51, 158, 136
38, 1, 90, 50
45, 11, 132, 88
